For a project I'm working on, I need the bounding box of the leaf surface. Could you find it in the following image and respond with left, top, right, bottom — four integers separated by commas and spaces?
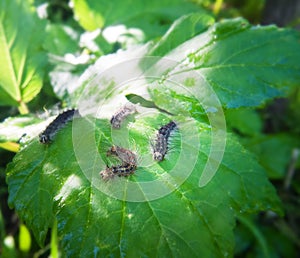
7, 114, 282, 256
0, 115, 45, 143
63, 18, 300, 110
151, 18, 300, 108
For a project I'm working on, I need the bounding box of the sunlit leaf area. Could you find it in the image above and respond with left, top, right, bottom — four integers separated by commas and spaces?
0, 0, 299, 257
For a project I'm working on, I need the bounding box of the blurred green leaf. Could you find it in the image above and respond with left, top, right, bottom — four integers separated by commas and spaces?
244, 134, 299, 179
71, 0, 208, 40
226, 108, 262, 136
234, 214, 299, 258
0, 208, 4, 241
236, 214, 270, 258
287, 88, 300, 134
0, 0, 47, 107
19, 223, 31, 252
89, 32, 113, 55
225, 0, 265, 23
43, 24, 80, 56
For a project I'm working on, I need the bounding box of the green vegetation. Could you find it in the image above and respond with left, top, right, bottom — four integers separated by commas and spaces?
0, 0, 299, 257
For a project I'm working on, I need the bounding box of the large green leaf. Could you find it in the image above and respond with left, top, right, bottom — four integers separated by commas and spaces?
71, 0, 207, 40
6, 113, 282, 257
64, 18, 300, 110
149, 17, 300, 108
0, 0, 47, 107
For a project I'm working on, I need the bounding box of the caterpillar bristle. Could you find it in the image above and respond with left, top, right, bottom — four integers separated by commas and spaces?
153, 121, 177, 162
39, 109, 79, 144
110, 104, 136, 129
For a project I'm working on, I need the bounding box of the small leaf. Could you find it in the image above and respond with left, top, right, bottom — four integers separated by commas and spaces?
126, 93, 173, 115
0, 0, 47, 106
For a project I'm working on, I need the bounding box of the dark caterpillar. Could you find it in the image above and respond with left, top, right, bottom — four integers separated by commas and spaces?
100, 145, 138, 180
100, 163, 137, 181
110, 104, 136, 129
153, 121, 177, 161
107, 145, 137, 166
39, 109, 79, 144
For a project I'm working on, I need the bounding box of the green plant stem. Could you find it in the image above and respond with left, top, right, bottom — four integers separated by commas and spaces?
50, 219, 59, 258
0, 142, 20, 152
33, 244, 50, 258
18, 101, 29, 115
236, 214, 270, 258
213, 0, 223, 15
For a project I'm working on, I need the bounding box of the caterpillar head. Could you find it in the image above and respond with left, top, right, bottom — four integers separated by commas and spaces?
100, 167, 115, 181
153, 151, 164, 161
39, 134, 50, 144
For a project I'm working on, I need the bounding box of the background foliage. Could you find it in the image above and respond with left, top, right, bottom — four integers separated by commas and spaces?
0, 0, 300, 257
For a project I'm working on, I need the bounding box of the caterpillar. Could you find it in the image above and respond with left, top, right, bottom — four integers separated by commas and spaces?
39, 109, 79, 144
100, 163, 137, 181
110, 104, 136, 129
107, 145, 137, 166
100, 145, 138, 181
153, 121, 177, 161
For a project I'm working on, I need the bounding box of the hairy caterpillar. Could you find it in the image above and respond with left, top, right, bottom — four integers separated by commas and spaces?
100, 145, 138, 180
153, 121, 177, 161
110, 104, 136, 129
107, 145, 137, 166
39, 109, 79, 144
100, 163, 137, 180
